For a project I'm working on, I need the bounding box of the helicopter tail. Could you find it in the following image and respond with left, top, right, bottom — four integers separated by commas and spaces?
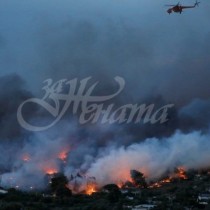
194, 0, 200, 7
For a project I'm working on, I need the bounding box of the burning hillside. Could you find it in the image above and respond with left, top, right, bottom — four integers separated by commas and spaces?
148, 167, 188, 189
1, 131, 210, 192
42, 165, 210, 198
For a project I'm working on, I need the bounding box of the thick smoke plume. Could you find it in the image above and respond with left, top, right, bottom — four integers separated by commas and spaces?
87, 131, 210, 186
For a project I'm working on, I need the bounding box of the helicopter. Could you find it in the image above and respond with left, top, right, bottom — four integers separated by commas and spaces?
165, 1, 200, 14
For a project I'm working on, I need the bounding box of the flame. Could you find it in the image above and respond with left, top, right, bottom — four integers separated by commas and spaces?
149, 177, 171, 188
176, 167, 187, 179
117, 181, 124, 189
58, 150, 68, 161
149, 182, 161, 188
41, 162, 59, 175
58, 147, 70, 162
85, 178, 98, 195
86, 184, 97, 195
45, 168, 58, 175
161, 178, 171, 183
148, 167, 188, 189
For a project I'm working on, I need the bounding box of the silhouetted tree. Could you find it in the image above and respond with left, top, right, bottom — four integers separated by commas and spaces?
103, 184, 119, 192
102, 184, 121, 203
50, 173, 72, 197
130, 170, 147, 188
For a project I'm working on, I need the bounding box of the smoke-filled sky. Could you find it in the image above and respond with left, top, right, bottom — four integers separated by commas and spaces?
0, 0, 210, 190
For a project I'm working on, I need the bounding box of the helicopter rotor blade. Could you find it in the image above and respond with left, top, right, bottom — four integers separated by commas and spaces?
165, 2, 181, 7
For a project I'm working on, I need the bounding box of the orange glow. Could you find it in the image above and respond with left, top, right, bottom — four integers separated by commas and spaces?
22, 154, 30, 162
148, 167, 188, 189
117, 181, 124, 189
149, 177, 172, 188
86, 184, 97, 195
161, 178, 171, 183
149, 182, 161, 188
58, 148, 70, 162
58, 151, 68, 161
176, 167, 187, 179
45, 168, 58, 175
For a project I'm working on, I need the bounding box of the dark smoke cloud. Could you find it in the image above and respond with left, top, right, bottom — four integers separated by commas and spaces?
0, 74, 35, 140
179, 98, 210, 132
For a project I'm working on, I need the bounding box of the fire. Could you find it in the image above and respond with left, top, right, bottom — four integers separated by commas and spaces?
58, 150, 68, 161
176, 167, 187, 179
86, 184, 97, 195
117, 181, 124, 189
161, 178, 171, 183
22, 154, 30, 162
42, 162, 59, 175
85, 177, 98, 195
149, 182, 161, 188
149, 178, 171, 188
149, 167, 188, 189
58, 147, 70, 162
45, 168, 58, 175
